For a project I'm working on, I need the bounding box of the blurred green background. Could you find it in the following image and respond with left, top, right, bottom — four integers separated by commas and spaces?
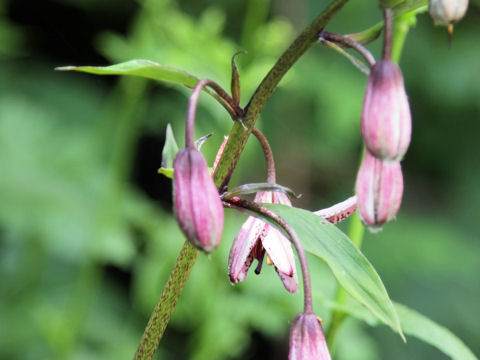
1, 0, 479, 359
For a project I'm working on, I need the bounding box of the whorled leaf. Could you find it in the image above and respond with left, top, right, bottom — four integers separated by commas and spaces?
56, 59, 225, 105
253, 204, 404, 339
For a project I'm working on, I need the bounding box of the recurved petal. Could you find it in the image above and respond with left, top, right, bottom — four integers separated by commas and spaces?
261, 224, 295, 277
228, 216, 265, 283
276, 265, 298, 293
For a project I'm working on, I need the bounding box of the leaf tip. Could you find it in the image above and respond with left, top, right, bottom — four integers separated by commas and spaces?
55, 66, 77, 71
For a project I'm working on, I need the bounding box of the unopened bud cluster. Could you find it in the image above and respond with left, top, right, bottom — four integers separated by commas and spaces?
357, 59, 410, 230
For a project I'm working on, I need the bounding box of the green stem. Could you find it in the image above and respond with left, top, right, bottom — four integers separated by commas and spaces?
134, 0, 350, 358
134, 241, 198, 360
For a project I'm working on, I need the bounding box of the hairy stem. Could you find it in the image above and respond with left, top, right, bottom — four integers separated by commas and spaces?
212, 0, 350, 189
251, 128, 276, 183
134, 241, 199, 360
225, 198, 314, 313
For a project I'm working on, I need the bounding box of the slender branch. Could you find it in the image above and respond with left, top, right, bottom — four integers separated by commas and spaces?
320, 31, 376, 67
225, 198, 314, 314
251, 128, 276, 183
212, 0, 350, 189
347, 0, 427, 45
320, 39, 371, 75
186, 79, 243, 147
382, 7, 393, 61
134, 241, 199, 360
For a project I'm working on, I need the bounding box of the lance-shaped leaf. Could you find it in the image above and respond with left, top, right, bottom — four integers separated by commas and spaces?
56, 59, 226, 106
243, 204, 403, 339
230, 51, 246, 106
314, 294, 478, 360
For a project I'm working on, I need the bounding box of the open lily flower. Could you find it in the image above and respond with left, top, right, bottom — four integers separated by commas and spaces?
228, 191, 298, 293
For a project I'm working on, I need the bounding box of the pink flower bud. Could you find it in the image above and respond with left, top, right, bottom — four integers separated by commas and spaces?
429, 0, 468, 26
355, 151, 403, 230
289, 312, 331, 360
361, 60, 412, 161
173, 148, 224, 253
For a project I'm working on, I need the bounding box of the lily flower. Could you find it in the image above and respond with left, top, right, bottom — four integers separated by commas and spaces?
228, 191, 298, 293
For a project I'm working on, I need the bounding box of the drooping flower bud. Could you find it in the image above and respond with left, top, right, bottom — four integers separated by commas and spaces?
361, 60, 412, 161
289, 312, 331, 360
355, 151, 403, 230
429, 0, 468, 27
173, 148, 224, 253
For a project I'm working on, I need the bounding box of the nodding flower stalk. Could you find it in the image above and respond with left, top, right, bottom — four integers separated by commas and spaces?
223, 197, 332, 359
227, 128, 298, 292
173, 80, 229, 253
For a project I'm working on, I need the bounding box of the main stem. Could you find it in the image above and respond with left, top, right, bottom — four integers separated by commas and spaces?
212, 0, 350, 189
134, 0, 349, 358
133, 241, 198, 360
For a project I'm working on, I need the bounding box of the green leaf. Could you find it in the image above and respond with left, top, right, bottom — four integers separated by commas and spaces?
161, 124, 179, 169
258, 204, 403, 338
315, 295, 478, 360
395, 303, 478, 360
56, 59, 224, 104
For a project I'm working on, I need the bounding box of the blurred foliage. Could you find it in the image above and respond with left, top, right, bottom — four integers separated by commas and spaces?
0, 0, 479, 359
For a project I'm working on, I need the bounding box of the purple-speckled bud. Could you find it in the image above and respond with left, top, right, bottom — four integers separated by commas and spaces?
289, 312, 331, 360
173, 148, 224, 253
355, 151, 403, 230
429, 0, 468, 26
362, 60, 411, 161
